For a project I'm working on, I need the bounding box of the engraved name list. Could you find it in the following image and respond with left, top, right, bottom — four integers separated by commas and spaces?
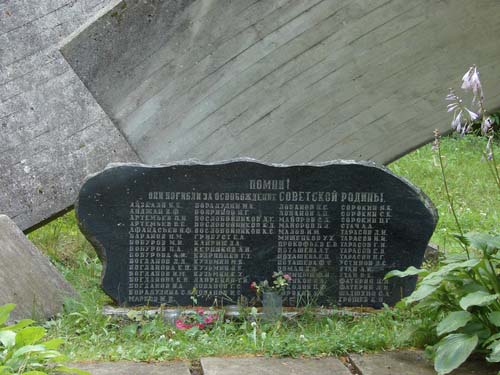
76, 160, 437, 308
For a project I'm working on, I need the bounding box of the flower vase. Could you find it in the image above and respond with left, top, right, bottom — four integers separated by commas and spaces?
163, 309, 180, 327
262, 291, 282, 321
224, 305, 240, 319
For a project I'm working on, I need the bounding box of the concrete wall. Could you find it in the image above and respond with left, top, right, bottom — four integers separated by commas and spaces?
62, 0, 500, 165
0, 0, 139, 231
3, 0, 500, 230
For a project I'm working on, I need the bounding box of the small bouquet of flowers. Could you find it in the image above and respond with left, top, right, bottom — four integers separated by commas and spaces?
250, 271, 292, 296
175, 307, 217, 330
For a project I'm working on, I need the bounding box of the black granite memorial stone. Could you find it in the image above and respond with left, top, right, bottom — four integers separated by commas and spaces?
76, 159, 437, 308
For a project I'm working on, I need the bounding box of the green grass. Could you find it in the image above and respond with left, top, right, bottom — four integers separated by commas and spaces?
26, 134, 498, 361
29, 213, 434, 360
389, 134, 499, 251
45, 300, 433, 361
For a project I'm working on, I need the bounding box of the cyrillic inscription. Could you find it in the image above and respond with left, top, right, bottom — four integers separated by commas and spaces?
76, 160, 437, 307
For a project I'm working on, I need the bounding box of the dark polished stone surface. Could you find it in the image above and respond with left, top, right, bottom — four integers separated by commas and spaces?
76, 159, 437, 307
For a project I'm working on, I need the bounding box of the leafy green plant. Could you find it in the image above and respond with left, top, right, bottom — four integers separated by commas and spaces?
0, 304, 88, 375
387, 233, 500, 374
387, 65, 499, 374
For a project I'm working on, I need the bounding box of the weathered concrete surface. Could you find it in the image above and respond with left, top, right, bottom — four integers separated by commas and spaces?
69, 354, 498, 375
73, 361, 190, 375
201, 357, 351, 375
62, 0, 500, 166
0, 215, 77, 322
0, 0, 139, 231
350, 351, 499, 375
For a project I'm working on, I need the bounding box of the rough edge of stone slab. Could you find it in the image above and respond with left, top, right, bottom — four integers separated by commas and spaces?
0, 215, 78, 323
83, 157, 438, 221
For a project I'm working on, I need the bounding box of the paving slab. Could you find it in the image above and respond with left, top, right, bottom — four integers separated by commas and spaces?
201, 357, 351, 375
74, 361, 190, 375
0, 215, 77, 322
350, 351, 499, 375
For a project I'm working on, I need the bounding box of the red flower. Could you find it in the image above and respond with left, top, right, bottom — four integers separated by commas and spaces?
175, 320, 192, 330
283, 274, 292, 282
195, 307, 205, 314
203, 315, 215, 324
250, 281, 257, 290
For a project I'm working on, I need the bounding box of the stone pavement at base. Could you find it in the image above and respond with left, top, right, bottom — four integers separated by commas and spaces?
74, 361, 190, 375
74, 351, 499, 375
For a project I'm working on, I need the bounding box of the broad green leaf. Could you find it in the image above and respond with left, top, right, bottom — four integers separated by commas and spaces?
437, 311, 473, 336
15, 326, 46, 346
55, 365, 91, 375
0, 319, 34, 332
489, 312, 500, 327
11, 344, 46, 358
0, 330, 16, 348
384, 266, 426, 280
487, 339, 500, 350
420, 275, 444, 286
465, 232, 500, 252
23, 372, 48, 375
461, 321, 491, 341
487, 340, 500, 362
406, 284, 439, 303
441, 253, 468, 264
41, 338, 64, 350
488, 350, 500, 362
41, 351, 66, 362
459, 291, 499, 310
415, 297, 445, 311
0, 304, 15, 326
484, 333, 500, 346
434, 333, 478, 374
425, 259, 480, 280
418, 259, 480, 289
461, 281, 489, 294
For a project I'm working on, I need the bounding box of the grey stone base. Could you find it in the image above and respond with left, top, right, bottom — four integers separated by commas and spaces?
74, 361, 190, 375
72, 352, 498, 375
0, 215, 77, 322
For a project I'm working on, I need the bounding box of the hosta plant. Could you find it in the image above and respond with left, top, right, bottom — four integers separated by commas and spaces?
0, 304, 88, 375
387, 233, 500, 374
387, 65, 499, 375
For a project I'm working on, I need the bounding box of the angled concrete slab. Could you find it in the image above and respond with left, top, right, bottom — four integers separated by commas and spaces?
0, 215, 77, 322
0, 0, 138, 231
349, 351, 499, 375
61, 0, 500, 167
201, 357, 351, 375
73, 361, 190, 375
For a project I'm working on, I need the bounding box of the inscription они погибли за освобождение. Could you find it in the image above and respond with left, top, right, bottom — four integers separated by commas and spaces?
76, 160, 437, 308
